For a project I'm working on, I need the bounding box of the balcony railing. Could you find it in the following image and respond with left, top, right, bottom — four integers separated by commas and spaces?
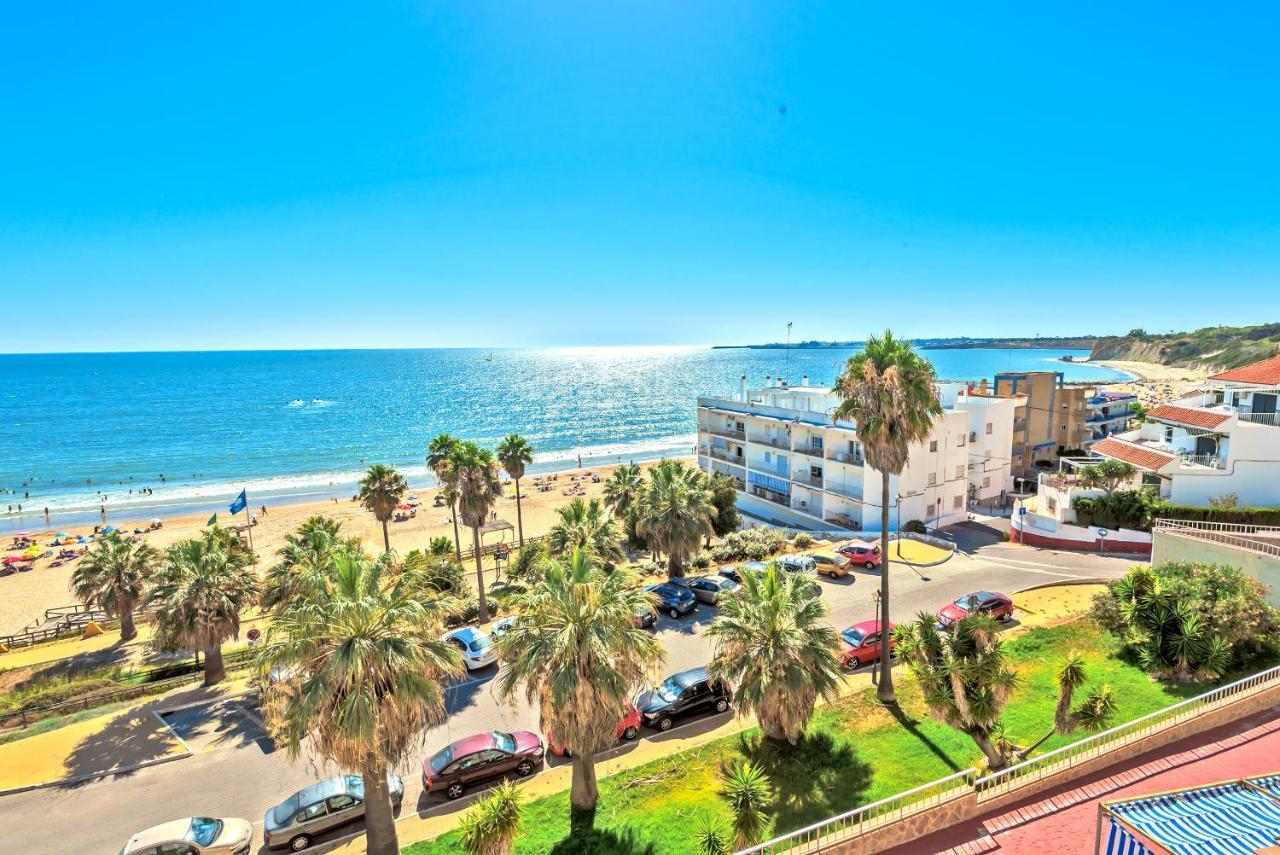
708, 448, 746, 467
792, 444, 826, 459
1241, 411, 1280, 427
791, 472, 823, 488
1177, 452, 1227, 470
749, 487, 790, 507
825, 513, 861, 530
827, 450, 865, 466
825, 483, 862, 501
1154, 518, 1280, 558
749, 434, 790, 449
705, 425, 745, 440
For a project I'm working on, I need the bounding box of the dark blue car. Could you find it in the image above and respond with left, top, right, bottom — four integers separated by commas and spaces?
645, 582, 697, 618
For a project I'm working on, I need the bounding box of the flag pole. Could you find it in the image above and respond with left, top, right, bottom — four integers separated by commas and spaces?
243, 491, 255, 555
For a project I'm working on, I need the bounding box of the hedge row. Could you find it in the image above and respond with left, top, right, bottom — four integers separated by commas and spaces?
1155, 504, 1280, 527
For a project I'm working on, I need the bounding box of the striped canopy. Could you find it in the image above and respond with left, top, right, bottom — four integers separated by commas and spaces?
1104, 780, 1280, 855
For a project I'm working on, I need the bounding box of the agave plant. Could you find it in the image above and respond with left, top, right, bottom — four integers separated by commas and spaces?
719, 760, 772, 849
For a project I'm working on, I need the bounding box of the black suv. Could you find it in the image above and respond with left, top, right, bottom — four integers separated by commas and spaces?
634, 667, 731, 731
644, 582, 697, 618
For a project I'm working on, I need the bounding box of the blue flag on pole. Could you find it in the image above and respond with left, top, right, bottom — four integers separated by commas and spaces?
229, 490, 247, 515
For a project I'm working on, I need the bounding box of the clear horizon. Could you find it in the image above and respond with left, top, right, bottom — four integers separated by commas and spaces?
4, 3, 1279, 353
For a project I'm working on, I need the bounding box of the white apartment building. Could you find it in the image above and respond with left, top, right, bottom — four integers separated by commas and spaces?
1089, 354, 1280, 506
695, 375, 1018, 534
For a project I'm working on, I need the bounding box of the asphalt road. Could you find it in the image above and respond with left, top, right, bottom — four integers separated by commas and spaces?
0, 538, 1137, 855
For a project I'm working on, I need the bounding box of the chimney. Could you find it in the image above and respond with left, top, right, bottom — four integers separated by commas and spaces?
765, 375, 772, 387
739, 375, 748, 402
780, 378, 789, 389
802, 374, 810, 386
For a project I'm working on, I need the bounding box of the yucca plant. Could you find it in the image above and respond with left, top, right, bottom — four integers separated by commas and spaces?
458, 779, 524, 855
719, 760, 772, 849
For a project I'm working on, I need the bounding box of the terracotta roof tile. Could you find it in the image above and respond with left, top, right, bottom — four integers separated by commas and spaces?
1147, 404, 1232, 430
1092, 437, 1176, 471
1209, 354, 1280, 385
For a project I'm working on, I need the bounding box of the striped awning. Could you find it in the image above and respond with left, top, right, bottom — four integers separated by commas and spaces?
1104, 781, 1280, 855
748, 471, 790, 494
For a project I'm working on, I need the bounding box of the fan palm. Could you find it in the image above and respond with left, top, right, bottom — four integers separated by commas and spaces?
148, 528, 260, 685
428, 433, 465, 562
706, 562, 842, 744
71, 531, 158, 641
262, 517, 359, 609
636, 458, 715, 578
602, 464, 643, 519
547, 497, 624, 563
833, 330, 942, 702
453, 441, 504, 623
358, 464, 408, 554
258, 549, 463, 855
496, 548, 663, 829
496, 434, 534, 549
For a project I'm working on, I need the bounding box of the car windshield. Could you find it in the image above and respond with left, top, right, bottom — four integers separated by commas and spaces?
656, 676, 683, 702
954, 595, 979, 611
492, 731, 516, 753
841, 628, 866, 647
468, 635, 491, 653
720, 578, 738, 591
428, 746, 454, 774
271, 796, 302, 826
185, 817, 222, 847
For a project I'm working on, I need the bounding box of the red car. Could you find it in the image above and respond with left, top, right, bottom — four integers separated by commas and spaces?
840, 619, 896, 668
547, 704, 642, 757
423, 730, 544, 799
836, 540, 882, 569
936, 591, 1014, 629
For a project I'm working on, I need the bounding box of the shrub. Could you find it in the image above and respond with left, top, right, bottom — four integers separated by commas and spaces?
1152, 504, 1280, 527
509, 540, 550, 583
691, 550, 713, 570
901, 519, 927, 534
792, 533, 814, 550
708, 528, 787, 563
1092, 562, 1280, 680
1072, 490, 1159, 530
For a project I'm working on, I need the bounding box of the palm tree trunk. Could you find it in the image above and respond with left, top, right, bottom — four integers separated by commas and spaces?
362, 766, 399, 855
472, 527, 489, 623
119, 609, 137, 642
877, 472, 895, 703
1021, 727, 1057, 759
203, 642, 226, 686
570, 752, 599, 830
969, 729, 1008, 771
451, 500, 463, 563
381, 518, 391, 554
514, 478, 525, 548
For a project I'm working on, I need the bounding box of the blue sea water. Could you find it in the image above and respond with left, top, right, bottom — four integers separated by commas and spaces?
0, 346, 1125, 530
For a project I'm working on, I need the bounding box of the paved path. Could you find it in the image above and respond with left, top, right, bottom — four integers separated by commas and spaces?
893, 706, 1280, 854
0, 538, 1136, 855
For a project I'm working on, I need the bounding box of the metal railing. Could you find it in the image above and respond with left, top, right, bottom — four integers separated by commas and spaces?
1154, 518, 1280, 558
827, 450, 865, 466
735, 768, 978, 854
793, 445, 826, 460
792, 473, 823, 487
707, 426, 747, 440
709, 448, 747, 467
1177, 453, 1226, 470
974, 662, 1280, 800
750, 435, 790, 450
824, 484, 862, 501
1240, 411, 1280, 427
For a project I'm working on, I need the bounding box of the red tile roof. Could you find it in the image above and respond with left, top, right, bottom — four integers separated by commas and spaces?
1091, 437, 1176, 471
1147, 404, 1232, 430
1209, 354, 1280, 385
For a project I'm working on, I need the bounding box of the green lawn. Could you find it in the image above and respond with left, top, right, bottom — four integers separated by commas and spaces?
404, 619, 1212, 855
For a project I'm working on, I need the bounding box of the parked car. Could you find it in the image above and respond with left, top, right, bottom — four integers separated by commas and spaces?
634, 667, 731, 731
839, 620, 897, 668
423, 731, 545, 800
836, 539, 882, 569
633, 604, 658, 629
719, 561, 766, 584
264, 774, 404, 851
121, 817, 253, 855
936, 591, 1014, 629
645, 582, 697, 618
547, 704, 642, 756
489, 615, 518, 639
442, 626, 497, 670
676, 574, 740, 604
809, 549, 852, 578
777, 554, 817, 574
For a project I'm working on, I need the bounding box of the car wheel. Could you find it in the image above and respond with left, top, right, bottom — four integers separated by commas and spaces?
1001, 612, 1012, 623
865, 561, 875, 570
622, 725, 639, 741
657, 716, 674, 731
446, 782, 466, 800
669, 607, 680, 619
516, 759, 535, 776
289, 834, 312, 852
827, 569, 838, 578
714, 697, 729, 713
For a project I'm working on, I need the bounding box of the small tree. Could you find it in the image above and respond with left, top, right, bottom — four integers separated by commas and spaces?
708, 471, 741, 538
1208, 492, 1240, 510
358, 464, 408, 553
71, 532, 158, 641
547, 497, 624, 564
636, 458, 715, 578
1077, 460, 1138, 495
696, 815, 730, 855
1020, 652, 1116, 756
719, 761, 771, 849
458, 780, 524, 855
496, 435, 535, 549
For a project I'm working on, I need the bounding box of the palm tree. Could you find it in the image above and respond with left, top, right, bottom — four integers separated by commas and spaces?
358, 464, 408, 554
893, 612, 1019, 769
1020, 652, 1116, 757
496, 434, 534, 549
149, 528, 260, 685
458, 780, 524, 855
719, 761, 772, 849
428, 433, 464, 563
453, 441, 504, 623
71, 531, 158, 641
707, 563, 842, 744
636, 458, 715, 578
496, 548, 663, 830
262, 517, 357, 609
258, 549, 463, 855
547, 497, 625, 563
833, 330, 942, 703
602, 463, 643, 518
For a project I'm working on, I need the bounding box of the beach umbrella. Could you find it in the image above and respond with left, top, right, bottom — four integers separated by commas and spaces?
396, 503, 414, 510
101, 526, 117, 534
12, 531, 31, 537
55, 531, 68, 538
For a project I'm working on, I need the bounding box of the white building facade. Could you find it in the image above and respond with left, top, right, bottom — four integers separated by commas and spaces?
696, 376, 1017, 534
1090, 355, 1280, 507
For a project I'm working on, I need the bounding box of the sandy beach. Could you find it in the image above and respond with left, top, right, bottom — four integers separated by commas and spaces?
1089, 359, 1209, 407
1, 458, 684, 637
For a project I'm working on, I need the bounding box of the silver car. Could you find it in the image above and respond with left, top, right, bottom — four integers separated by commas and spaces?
264, 774, 404, 851
677, 574, 741, 604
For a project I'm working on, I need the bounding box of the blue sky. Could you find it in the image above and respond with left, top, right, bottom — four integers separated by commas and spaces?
3, 2, 1278, 352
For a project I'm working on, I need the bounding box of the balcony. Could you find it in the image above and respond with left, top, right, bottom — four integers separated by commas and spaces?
825, 513, 861, 530
1013, 419, 1028, 432
708, 448, 745, 467
706, 425, 746, 441
792, 472, 823, 488
1170, 393, 1280, 429
749, 434, 790, 450
793, 497, 824, 517
1177, 453, 1227, 471
793, 444, 826, 460
827, 449, 865, 466
825, 483, 862, 501
749, 486, 791, 507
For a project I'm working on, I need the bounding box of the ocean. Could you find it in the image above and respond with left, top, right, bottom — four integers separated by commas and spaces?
0, 346, 1126, 531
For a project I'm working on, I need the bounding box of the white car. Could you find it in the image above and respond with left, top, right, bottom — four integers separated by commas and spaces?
490, 615, 519, 639
443, 626, 498, 670
120, 816, 253, 855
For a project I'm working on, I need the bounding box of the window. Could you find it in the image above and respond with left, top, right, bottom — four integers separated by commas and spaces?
957, 433, 967, 446
764, 451, 771, 463
955, 465, 964, 478
1164, 426, 1174, 443
298, 802, 329, 822
1060, 424, 1067, 432
953, 495, 963, 509
927, 472, 937, 486
929, 440, 938, 453
1047, 496, 1058, 512
985, 422, 993, 435
982, 476, 991, 488
328, 794, 359, 812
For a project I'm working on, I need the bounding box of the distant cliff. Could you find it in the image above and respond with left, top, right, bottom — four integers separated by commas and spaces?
1089, 324, 1280, 371
714, 336, 1099, 351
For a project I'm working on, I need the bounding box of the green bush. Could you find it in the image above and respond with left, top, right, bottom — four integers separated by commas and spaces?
901, 519, 927, 534
509, 540, 550, 583
691, 550, 714, 570
792, 533, 814, 549
708, 528, 787, 563
1072, 491, 1160, 530
1152, 504, 1280, 527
